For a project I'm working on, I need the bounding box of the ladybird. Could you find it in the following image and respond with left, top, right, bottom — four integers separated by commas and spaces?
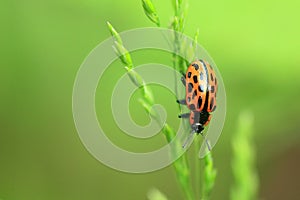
177, 59, 218, 148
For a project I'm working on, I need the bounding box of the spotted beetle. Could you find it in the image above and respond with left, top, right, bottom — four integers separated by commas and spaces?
177, 60, 218, 148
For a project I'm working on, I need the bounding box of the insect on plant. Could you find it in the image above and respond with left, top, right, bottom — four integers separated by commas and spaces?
178, 60, 218, 149
106, 0, 260, 199
108, 0, 220, 199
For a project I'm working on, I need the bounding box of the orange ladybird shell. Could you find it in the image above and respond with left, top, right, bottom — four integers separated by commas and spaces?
185, 60, 217, 113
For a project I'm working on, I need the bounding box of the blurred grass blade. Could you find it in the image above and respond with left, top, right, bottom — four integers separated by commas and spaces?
107, 6, 193, 200
113, 42, 133, 69
107, 21, 123, 45
172, 16, 179, 31
184, 28, 200, 65
138, 98, 157, 119
162, 124, 194, 200
201, 151, 217, 200
174, 0, 183, 15
192, 28, 199, 53
142, 0, 160, 26
107, 22, 133, 69
124, 67, 144, 87
147, 188, 168, 200
231, 111, 259, 200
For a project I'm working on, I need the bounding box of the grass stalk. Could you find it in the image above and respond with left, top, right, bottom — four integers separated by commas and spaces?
142, 0, 160, 26
201, 152, 217, 200
108, 1, 219, 199
107, 20, 194, 200
142, 1, 195, 199
194, 135, 201, 199
230, 111, 259, 200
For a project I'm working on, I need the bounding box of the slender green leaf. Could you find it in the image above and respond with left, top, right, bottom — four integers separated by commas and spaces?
201, 152, 217, 200
141, 0, 160, 26
107, 21, 123, 45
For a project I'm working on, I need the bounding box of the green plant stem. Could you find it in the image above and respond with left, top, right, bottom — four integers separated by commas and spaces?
108, 21, 194, 200
142, 0, 160, 26
141, 1, 195, 199
171, 2, 195, 200
231, 111, 258, 200
194, 136, 201, 200
201, 151, 217, 200
162, 124, 194, 200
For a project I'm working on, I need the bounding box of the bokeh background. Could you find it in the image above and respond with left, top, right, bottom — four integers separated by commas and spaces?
1, 0, 300, 199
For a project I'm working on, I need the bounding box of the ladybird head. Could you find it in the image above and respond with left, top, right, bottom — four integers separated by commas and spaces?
192, 123, 204, 134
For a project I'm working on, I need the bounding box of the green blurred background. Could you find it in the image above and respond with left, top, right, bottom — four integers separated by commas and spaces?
1, 0, 300, 199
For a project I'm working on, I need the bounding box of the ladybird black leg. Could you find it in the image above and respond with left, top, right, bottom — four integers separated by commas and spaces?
176, 99, 187, 105
180, 76, 186, 86
182, 131, 196, 148
178, 113, 190, 118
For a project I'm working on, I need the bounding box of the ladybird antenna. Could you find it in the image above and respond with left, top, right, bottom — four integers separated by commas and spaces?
182, 130, 196, 149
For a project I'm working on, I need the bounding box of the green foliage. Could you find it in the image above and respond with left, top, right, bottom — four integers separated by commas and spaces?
107, 22, 133, 70
202, 152, 217, 200
141, 1, 218, 200
107, 22, 154, 113
141, 0, 160, 26
2, 0, 299, 199
174, 0, 183, 19
171, 0, 188, 75
107, 21, 194, 200
107, 21, 123, 45
231, 111, 259, 200
147, 188, 168, 200
182, 28, 200, 67
107, 0, 233, 198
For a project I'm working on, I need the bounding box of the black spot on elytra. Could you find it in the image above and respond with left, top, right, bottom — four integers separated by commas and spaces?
210, 73, 214, 81
203, 91, 209, 111
187, 72, 192, 78
200, 72, 204, 80
192, 90, 197, 99
193, 75, 198, 83
210, 86, 215, 93
187, 97, 191, 102
210, 97, 215, 111
188, 83, 193, 92
192, 63, 199, 70
189, 104, 196, 110
198, 85, 204, 92
197, 96, 202, 108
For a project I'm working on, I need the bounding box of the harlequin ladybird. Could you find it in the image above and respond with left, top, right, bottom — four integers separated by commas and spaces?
177, 59, 218, 148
